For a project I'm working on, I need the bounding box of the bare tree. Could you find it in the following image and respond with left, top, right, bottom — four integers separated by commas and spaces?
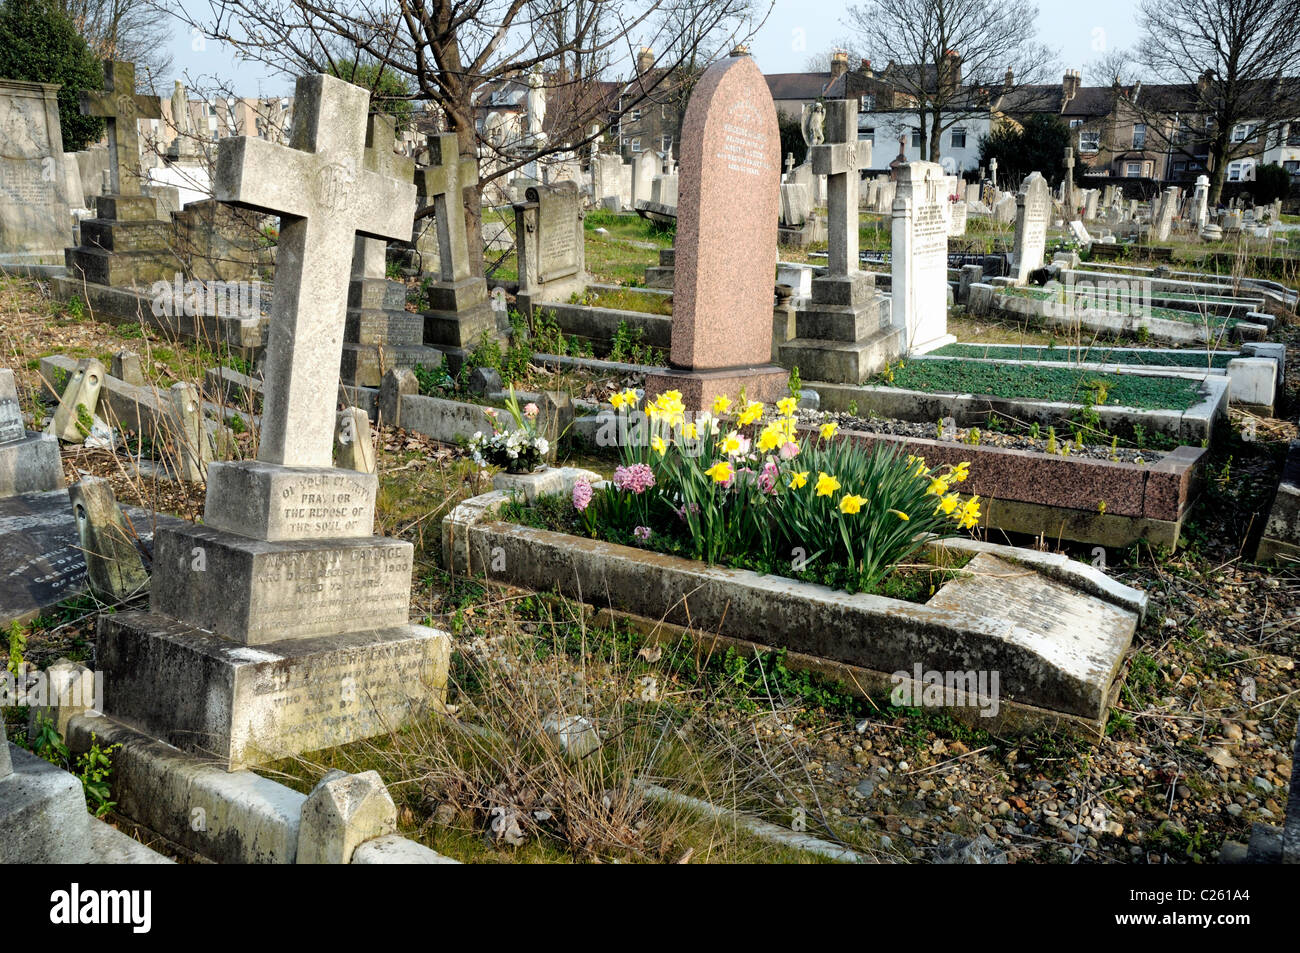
1137, 0, 1300, 203
60, 0, 174, 84
845, 0, 1056, 163
161, 0, 761, 273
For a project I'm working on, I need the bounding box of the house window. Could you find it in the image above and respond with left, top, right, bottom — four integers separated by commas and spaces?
1227, 159, 1256, 181
1172, 159, 1188, 173
1126, 162, 1141, 177
860, 127, 875, 145
1078, 130, 1100, 153
1285, 160, 1300, 175
1069, 119, 1083, 129
1132, 123, 1146, 148
1231, 123, 1257, 142
860, 95, 875, 111
660, 135, 673, 152
951, 128, 967, 148
911, 128, 922, 148
630, 138, 641, 153
629, 108, 641, 122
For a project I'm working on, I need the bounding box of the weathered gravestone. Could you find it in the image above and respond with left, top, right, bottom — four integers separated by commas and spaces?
514, 180, 587, 311
63, 60, 178, 287
95, 73, 451, 770
779, 99, 900, 383
892, 160, 954, 354
643, 50, 786, 409
0, 80, 79, 264
1154, 186, 1178, 241
69, 476, 149, 601
1011, 171, 1050, 283
341, 114, 442, 387
418, 133, 496, 351
0, 368, 61, 496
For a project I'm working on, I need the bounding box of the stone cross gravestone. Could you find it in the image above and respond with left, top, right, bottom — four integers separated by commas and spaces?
1062, 147, 1076, 219
1011, 171, 1051, 283
0, 81, 78, 264
341, 114, 441, 387
515, 180, 587, 310
644, 51, 786, 409
417, 133, 495, 350
64, 61, 177, 286
78, 60, 162, 198
891, 160, 953, 354
778, 99, 901, 384
95, 73, 450, 771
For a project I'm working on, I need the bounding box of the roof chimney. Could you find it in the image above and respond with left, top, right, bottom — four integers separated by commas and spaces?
830, 50, 848, 80
941, 49, 962, 94
1004, 67, 1014, 90
637, 47, 655, 76
861, 58, 873, 78
1062, 69, 1080, 102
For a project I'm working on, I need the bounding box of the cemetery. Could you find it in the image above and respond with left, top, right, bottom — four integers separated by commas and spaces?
0, 0, 1298, 873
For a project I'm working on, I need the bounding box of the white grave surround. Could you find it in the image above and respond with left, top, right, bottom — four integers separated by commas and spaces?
891, 160, 955, 354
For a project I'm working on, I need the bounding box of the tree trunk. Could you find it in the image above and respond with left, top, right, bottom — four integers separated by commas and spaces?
929, 109, 943, 164
1207, 138, 1229, 206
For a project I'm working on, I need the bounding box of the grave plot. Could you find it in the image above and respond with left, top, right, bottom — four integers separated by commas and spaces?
928, 342, 1283, 415
972, 283, 1269, 346
443, 398, 1147, 737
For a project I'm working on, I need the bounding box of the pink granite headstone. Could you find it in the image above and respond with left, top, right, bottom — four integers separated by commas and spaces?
645, 51, 787, 409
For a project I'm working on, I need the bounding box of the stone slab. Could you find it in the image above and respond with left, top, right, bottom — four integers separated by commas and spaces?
0, 431, 63, 497
203, 460, 377, 541
0, 743, 92, 863
151, 523, 413, 644
98, 611, 451, 770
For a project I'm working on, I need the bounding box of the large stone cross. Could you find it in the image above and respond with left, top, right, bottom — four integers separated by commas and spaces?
79, 60, 162, 196
809, 99, 859, 275
216, 73, 416, 468
415, 134, 478, 284
352, 113, 415, 280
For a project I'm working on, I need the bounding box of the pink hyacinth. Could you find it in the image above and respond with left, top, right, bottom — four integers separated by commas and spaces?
758, 460, 779, 495
613, 463, 656, 494
572, 480, 593, 512
524, 402, 539, 419
634, 525, 652, 542
779, 441, 800, 460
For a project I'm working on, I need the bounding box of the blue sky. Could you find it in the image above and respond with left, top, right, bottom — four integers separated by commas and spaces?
162, 0, 1144, 95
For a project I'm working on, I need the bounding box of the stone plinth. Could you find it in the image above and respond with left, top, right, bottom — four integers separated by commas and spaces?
203, 460, 378, 541
97, 612, 449, 770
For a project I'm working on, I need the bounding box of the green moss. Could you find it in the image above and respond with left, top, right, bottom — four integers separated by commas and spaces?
880, 358, 1203, 411
932, 343, 1236, 369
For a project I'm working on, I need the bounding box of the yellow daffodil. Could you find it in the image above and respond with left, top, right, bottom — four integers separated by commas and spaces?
682, 422, 698, 440
712, 395, 733, 415
957, 496, 981, 530
888, 509, 910, 521
721, 430, 743, 455
951, 461, 971, 483
651, 435, 667, 456
927, 476, 950, 496
776, 396, 798, 418
936, 493, 959, 516
737, 401, 764, 427
789, 470, 809, 489
815, 472, 841, 497
610, 389, 636, 409
757, 422, 784, 452
839, 494, 867, 514
819, 421, 839, 440
706, 461, 734, 483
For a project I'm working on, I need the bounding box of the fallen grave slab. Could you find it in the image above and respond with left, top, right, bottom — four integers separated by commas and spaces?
444, 490, 1146, 734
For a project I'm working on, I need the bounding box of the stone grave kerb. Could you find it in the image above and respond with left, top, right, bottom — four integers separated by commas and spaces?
214, 72, 416, 476
78, 60, 162, 214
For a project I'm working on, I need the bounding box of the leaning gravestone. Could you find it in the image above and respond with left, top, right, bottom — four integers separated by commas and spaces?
0, 368, 61, 496
892, 160, 953, 354
0, 80, 78, 264
1011, 171, 1050, 283
95, 73, 451, 770
514, 180, 587, 311
644, 50, 786, 410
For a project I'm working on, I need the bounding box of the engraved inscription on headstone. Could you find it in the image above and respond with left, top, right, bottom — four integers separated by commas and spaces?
527, 183, 580, 282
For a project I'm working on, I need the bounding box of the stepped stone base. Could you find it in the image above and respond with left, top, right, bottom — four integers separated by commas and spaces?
644, 363, 788, 411
340, 342, 446, 388
98, 611, 451, 770
780, 326, 904, 384
150, 523, 413, 644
